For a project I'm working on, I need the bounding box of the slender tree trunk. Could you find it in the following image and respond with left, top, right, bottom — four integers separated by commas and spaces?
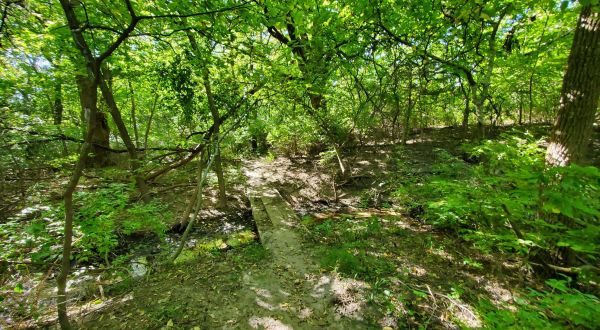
128, 79, 140, 148
57, 0, 145, 326
390, 69, 402, 140
201, 66, 227, 209
53, 82, 64, 125
144, 93, 158, 151
99, 71, 150, 201
459, 79, 470, 130
171, 150, 213, 262
518, 93, 523, 125
474, 12, 506, 138
529, 75, 534, 123
307, 87, 349, 176
183, 28, 227, 208
250, 107, 259, 153
528, 16, 550, 125
390, 93, 401, 140
53, 81, 69, 155
57, 76, 99, 330
402, 70, 414, 144
546, 4, 600, 166
470, 83, 486, 137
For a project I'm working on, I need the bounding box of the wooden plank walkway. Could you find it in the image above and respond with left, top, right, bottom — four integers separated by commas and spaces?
248, 188, 310, 273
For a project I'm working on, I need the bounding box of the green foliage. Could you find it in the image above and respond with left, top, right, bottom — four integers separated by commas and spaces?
395, 131, 600, 264
239, 243, 270, 263
481, 279, 600, 329
75, 184, 125, 263
306, 215, 395, 280
0, 206, 63, 264
319, 247, 396, 281
74, 184, 169, 263
120, 202, 170, 238
158, 54, 200, 123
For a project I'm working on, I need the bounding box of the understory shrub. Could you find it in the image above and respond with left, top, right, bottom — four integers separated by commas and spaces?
481, 279, 600, 329
392, 130, 599, 328
75, 183, 169, 263
2, 183, 170, 266
396, 130, 600, 264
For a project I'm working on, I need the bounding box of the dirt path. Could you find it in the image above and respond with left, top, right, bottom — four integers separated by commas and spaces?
240, 170, 374, 329
77, 164, 377, 330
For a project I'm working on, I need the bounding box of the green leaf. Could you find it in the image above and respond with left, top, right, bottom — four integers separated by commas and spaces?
413, 290, 428, 298
14, 283, 24, 293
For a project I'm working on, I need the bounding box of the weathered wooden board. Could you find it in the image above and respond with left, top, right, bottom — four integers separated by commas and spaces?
248, 189, 309, 273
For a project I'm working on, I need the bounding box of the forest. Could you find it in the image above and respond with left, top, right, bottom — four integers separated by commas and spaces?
0, 0, 599, 329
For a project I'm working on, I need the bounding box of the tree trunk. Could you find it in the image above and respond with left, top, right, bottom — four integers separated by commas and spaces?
57, 76, 99, 330
144, 93, 159, 151
402, 70, 414, 144
459, 79, 470, 129
306, 86, 349, 176
128, 79, 140, 148
58, 0, 144, 325
529, 75, 534, 124
77, 76, 110, 168
53, 81, 64, 125
474, 12, 506, 138
471, 84, 486, 137
99, 70, 150, 201
53, 81, 69, 155
546, 4, 600, 166
201, 66, 227, 209
390, 69, 402, 140
518, 93, 523, 125
183, 28, 228, 209
250, 107, 259, 153
528, 16, 550, 125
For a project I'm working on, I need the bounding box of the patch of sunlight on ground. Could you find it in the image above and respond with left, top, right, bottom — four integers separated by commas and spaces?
248, 316, 293, 330
430, 248, 455, 261
309, 272, 369, 320
444, 301, 482, 328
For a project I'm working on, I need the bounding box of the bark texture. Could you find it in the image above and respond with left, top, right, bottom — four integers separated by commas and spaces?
77, 76, 110, 167
99, 69, 150, 201
53, 81, 64, 125
184, 29, 228, 208
546, 5, 600, 166
202, 66, 227, 208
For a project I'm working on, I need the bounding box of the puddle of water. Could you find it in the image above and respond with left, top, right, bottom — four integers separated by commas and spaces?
1, 209, 257, 327
166, 210, 256, 250
130, 256, 148, 279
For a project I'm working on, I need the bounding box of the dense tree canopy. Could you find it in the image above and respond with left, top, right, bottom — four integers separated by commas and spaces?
1, 0, 598, 328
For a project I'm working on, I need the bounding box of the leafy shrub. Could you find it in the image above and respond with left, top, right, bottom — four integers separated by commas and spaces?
395, 130, 600, 264
75, 183, 127, 263
481, 279, 600, 329
49, 183, 171, 264
319, 247, 395, 281
120, 201, 169, 237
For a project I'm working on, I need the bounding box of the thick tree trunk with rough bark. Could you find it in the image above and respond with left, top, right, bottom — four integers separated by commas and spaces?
546, 5, 600, 166
77, 76, 110, 167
